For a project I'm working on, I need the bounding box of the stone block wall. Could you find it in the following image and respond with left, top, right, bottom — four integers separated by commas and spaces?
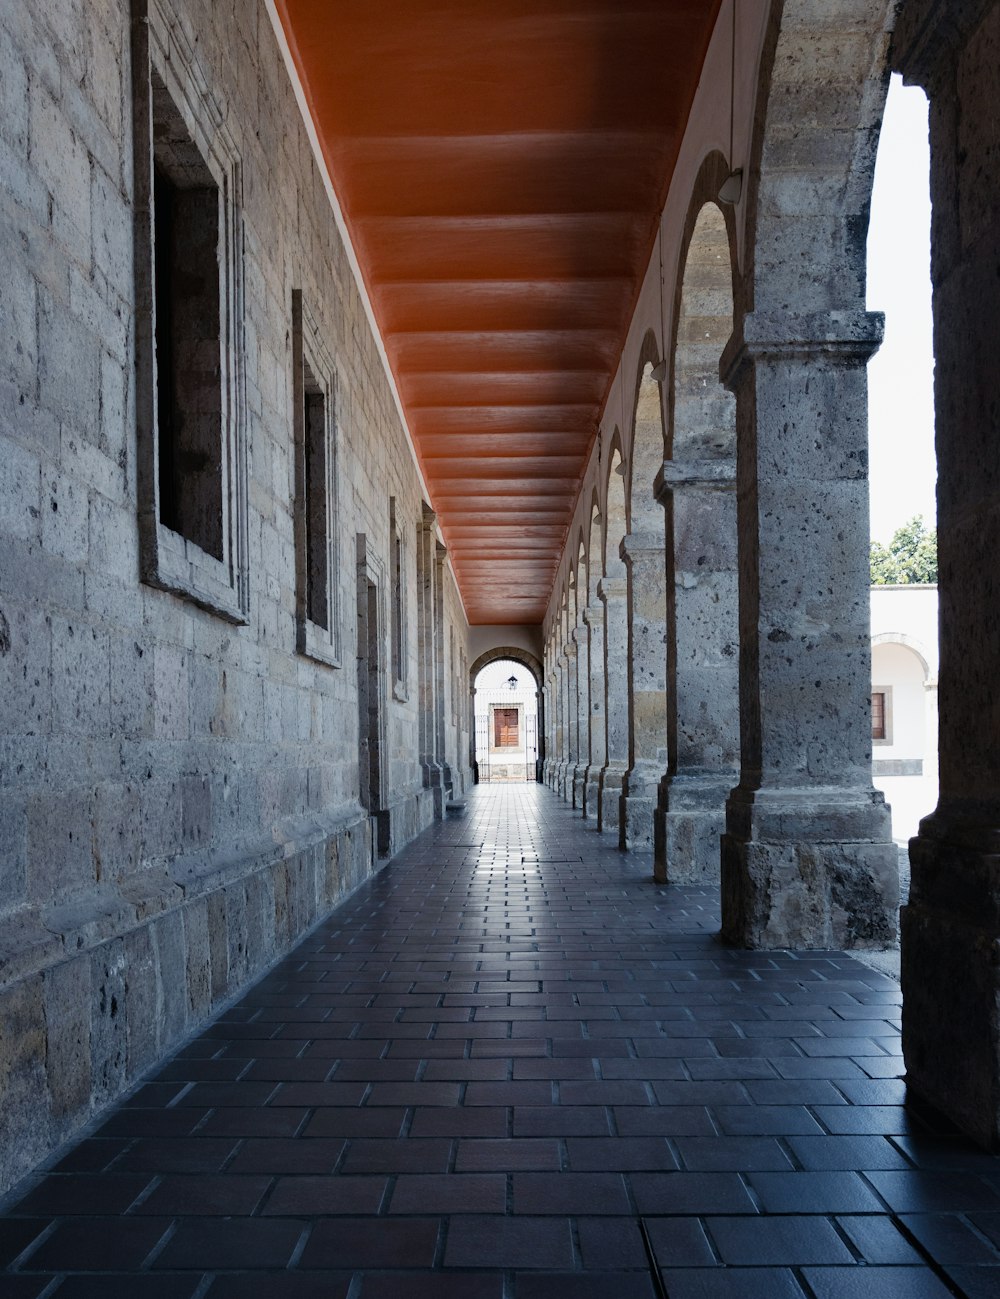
0, 0, 467, 1195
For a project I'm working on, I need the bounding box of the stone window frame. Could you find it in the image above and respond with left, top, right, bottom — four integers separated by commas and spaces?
389, 497, 407, 700
292, 292, 341, 669
872, 685, 893, 746
132, 0, 250, 623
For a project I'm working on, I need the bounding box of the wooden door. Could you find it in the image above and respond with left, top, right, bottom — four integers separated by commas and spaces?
494, 707, 519, 747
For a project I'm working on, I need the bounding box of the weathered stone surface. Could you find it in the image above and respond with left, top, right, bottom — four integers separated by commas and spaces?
43, 955, 92, 1124
722, 824, 899, 950
896, 0, 1000, 1148
90, 940, 127, 1108
0, 0, 473, 1197
620, 534, 667, 850
597, 576, 629, 835
0, 978, 48, 1193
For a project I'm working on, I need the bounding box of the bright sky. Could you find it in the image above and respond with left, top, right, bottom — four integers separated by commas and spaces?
867, 74, 936, 544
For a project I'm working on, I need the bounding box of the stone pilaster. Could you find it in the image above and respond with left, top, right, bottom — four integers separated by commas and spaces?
543, 664, 557, 787
554, 651, 569, 796
653, 459, 739, 883
432, 539, 453, 810
894, 0, 1000, 1148
620, 532, 668, 851
562, 641, 579, 802
597, 575, 630, 835
719, 309, 897, 949
571, 626, 588, 809
416, 505, 446, 806
582, 604, 607, 820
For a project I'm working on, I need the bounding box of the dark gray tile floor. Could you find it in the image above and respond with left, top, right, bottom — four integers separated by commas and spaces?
1, 784, 998, 1297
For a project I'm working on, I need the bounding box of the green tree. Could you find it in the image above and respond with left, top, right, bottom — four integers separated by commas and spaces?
870, 515, 938, 584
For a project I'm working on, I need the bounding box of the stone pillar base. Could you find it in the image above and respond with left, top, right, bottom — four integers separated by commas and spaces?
598, 763, 628, 834
621, 766, 660, 850
621, 795, 654, 851
902, 822, 1000, 1149
653, 775, 732, 884
422, 762, 447, 817
582, 767, 601, 820
720, 788, 897, 949
572, 764, 587, 810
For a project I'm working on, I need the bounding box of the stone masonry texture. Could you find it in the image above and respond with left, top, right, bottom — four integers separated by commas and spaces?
0, 0, 471, 1196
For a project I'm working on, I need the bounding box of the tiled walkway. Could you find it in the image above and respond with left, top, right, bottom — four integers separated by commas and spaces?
2, 785, 999, 1298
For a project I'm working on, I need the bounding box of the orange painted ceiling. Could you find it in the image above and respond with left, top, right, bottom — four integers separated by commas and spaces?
275, 0, 721, 624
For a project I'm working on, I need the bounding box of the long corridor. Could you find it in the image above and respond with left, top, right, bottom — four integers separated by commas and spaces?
1, 786, 998, 1298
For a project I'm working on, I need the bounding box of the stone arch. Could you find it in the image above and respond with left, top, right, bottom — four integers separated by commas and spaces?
625, 331, 666, 536
471, 648, 544, 787
654, 167, 740, 884
585, 491, 602, 599
470, 646, 543, 690
567, 536, 588, 807
597, 429, 629, 833
620, 331, 668, 850
871, 632, 933, 684
583, 491, 607, 818
571, 533, 586, 622
742, 0, 896, 316
603, 430, 627, 581
666, 154, 738, 462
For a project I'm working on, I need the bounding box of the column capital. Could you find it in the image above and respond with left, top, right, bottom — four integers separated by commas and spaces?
582, 604, 604, 628
420, 502, 437, 530
620, 531, 664, 563
597, 576, 627, 603
654, 458, 736, 501
721, 309, 884, 390
893, 0, 993, 90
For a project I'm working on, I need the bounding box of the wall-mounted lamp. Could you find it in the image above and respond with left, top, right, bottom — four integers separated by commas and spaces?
719, 169, 743, 205
507, 674, 518, 691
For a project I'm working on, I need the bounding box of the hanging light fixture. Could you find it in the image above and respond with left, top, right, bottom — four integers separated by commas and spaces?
507, 674, 518, 691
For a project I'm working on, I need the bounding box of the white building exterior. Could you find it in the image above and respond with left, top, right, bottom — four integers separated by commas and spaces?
473, 660, 540, 783
870, 585, 938, 842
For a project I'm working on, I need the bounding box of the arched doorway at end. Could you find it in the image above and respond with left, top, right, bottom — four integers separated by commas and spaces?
470, 649, 544, 784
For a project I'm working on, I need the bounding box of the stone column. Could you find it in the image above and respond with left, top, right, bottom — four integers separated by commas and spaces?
719, 309, 897, 949
895, 0, 1000, 1148
416, 505, 445, 806
598, 575, 629, 835
653, 459, 739, 883
620, 532, 668, 851
582, 604, 607, 819
571, 626, 588, 809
